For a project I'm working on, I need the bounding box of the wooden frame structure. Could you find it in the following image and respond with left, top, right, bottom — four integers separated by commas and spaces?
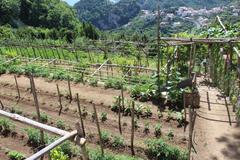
0, 109, 88, 160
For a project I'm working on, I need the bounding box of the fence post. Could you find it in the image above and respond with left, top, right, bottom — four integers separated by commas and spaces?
29, 75, 45, 160
92, 103, 104, 157
14, 75, 20, 101
56, 84, 63, 116
76, 93, 86, 137
75, 122, 89, 160
131, 101, 135, 156
188, 105, 192, 160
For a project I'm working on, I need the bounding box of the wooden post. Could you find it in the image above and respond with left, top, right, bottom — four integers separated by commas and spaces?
68, 76, 73, 103
188, 44, 193, 78
188, 105, 193, 160
92, 103, 104, 156
14, 75, 20, 101
207, 92, 211, 111
56, 84, 63, 116
76, 93, 86, 137
0, 100, 4, 109
131, 101, 135, 156
29, 75, 45, 160
118, 96, 122, 135
224, 97, 232, 126
75, 122, 89, 160
121, 86, 125, 110
183, 92, 187, 132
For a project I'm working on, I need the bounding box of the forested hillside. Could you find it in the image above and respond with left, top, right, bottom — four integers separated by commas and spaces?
0, 0, 99, 41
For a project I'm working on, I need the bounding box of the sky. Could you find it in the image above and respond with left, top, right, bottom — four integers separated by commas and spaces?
63, 0, 79, 6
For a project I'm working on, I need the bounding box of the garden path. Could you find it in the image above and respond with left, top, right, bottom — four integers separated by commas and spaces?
192, 77, 240, 160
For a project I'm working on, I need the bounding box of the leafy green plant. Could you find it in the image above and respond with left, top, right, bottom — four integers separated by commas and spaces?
112, 135, 124, 148
59, 141, 73, 157
8, 151, 25, 160
176, 110, 185, 127
25, 128, 48, 147
10, 107, 23, 115
50, 147, 69, 160
56, 120, 66, 130
146, 138, 188, 160
0, 118, 15, 136
144, 122, 150, 134
167, 130, 174, 140
81, 107, 88, 119
101, 112, 108, 123
157, 110, 163, 119
40, 112, 49, 124
154, 123, 162, 138
101, 131, 110, 144
166, 110, 174, 122
89, 78, 98, 87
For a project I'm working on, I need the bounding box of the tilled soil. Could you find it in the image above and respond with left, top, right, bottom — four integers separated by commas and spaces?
0, 74, 188, 159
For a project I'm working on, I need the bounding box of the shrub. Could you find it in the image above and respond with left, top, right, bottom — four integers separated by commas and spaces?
154, 123, 162, 138
56, 120, 66, 130
146, 138, 188, 160
112, 135, 124, 148
8, 151, 25, 160
101, 112, 108, 123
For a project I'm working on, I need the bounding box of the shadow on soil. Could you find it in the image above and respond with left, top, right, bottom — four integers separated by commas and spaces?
215, 125, 240, 160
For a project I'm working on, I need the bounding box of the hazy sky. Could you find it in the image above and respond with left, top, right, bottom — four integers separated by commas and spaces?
63, 0, 79, 6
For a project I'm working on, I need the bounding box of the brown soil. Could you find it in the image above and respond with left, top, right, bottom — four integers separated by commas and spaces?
192, 77, 240, 160
0, 74, 187, 159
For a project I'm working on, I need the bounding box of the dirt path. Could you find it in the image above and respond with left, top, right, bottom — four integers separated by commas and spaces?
193, 77, 240, 160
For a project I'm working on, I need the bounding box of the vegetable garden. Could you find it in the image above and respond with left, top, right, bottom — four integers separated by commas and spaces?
0, 20, 240, 160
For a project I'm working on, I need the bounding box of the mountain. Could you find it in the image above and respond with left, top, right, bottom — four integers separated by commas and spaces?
74, 0, 238, 35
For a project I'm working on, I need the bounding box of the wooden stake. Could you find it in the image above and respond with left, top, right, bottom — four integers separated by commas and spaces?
29, 75, 45, 160
121, 86, 125, 110
92, 103, 104, 156
76, 93, 86, 137
188, 105, 193, 160
56, 84, 63, 116
118, 96, 122, 135
75, 122, 89, 160
14, 75, 20, 101
0, 100, 4, 109
68, 76, 72, 103
131, 101, 135, 156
